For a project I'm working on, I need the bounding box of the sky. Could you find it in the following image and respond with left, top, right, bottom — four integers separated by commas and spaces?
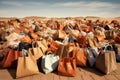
0, 0, 120, 18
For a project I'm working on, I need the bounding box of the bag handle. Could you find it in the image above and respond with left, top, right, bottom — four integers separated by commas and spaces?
59, 44, 70, 58
59, 44, 65, 58
59, 42, 76, 58
32, 40, 43, 53
32, 41, 38, 48
66, 43, 72, 58
46, 50, 53, 55
22, 49, 34, 58
75, 42, 79, 48
22, 49, 28, 57
104, 43, 113, 51
22, 49, 36, 69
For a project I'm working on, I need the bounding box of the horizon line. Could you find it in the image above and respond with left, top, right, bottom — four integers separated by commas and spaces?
0, 16, 120, 18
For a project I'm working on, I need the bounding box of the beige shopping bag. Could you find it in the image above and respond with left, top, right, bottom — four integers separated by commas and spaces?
29, 42, 43, 60
36, 39, 48, 54
96, 50, 117, 74
16, 50, 39, 78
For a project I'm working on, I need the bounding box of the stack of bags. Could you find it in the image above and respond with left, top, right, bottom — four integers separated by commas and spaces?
0, 18, 120, 78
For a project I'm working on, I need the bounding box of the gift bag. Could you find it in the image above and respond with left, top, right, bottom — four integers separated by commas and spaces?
96, 45, 117, 74
58, 57, 76, 77
41, 54, 59, 74
105, 30, 115, 39
36, 39, 48, 54
57, 44, 65, 57
87, 48, 99, 67
58, 47, 77, 77
16, 49, 39, 78
77, 35, 88, 48
88, 38, 99, 48
72, 47, 87, 66
57, 44, 70, 58
110, 44, 120, 62
66, 26, 80, 38
48, 41, 60, 54
2, 49, 22, 68
54, 30, 66, 40
28, 42, 43, 60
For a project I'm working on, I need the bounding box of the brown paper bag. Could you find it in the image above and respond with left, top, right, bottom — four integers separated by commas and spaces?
105, 30, 115, 39
48, 41, 60, 54
96, 51, 117, 74
16, 52, 39, 78
58, 57, 76, 77
36, 39, 48, 54
54, 30, 66, 40
58, 43, 77, 77
72, 47, 87, 66
29, 42, 43, 60
2, 49, 22, 68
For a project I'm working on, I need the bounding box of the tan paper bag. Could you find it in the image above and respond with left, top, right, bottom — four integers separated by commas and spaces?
16, 52, 39, 78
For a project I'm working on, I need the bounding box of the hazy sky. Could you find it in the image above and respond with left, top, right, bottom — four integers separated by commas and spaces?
0, 0, 120, 18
